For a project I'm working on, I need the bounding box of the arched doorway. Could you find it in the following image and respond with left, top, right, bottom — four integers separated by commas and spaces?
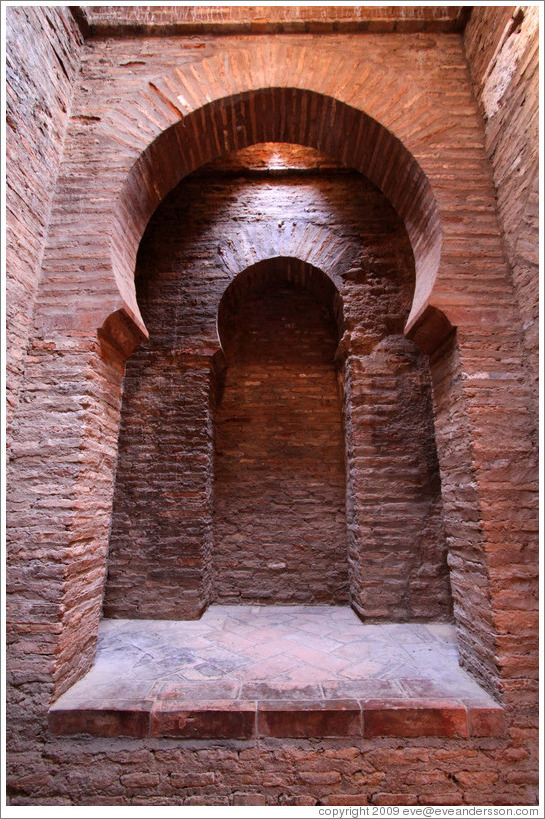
213, 258, 348, 605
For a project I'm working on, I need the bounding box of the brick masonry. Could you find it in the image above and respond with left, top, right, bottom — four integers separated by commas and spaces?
49, 698, 502, 742
104, 155, 451, 620
5, 6, 82, 430
213, 267, 350, 606
6, 735, 537, 807
5, 5, 539, 808
464, 5, 539, 446
78, 5, 469, 36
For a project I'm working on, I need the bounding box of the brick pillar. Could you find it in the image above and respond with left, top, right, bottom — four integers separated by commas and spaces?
344, 334, 452, 622
429, 332, 498, 691
7, 331, 125, 703
104, 351, 214, 620
429, 326, 538, 703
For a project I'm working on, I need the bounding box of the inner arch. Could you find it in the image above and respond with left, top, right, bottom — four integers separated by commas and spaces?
218, 255, 344, 352
213, 258, 349, 604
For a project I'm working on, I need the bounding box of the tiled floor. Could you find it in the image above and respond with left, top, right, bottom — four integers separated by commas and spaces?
54, 605, 496, 707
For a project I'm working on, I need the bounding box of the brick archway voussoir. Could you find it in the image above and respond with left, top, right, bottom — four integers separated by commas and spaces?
213, 223, 355, 354
217, 221, 356, 293
101, 48, 448, 360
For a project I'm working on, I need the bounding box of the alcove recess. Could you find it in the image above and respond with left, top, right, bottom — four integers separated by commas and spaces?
103, 143, 452, 626
212, 257, 349, 605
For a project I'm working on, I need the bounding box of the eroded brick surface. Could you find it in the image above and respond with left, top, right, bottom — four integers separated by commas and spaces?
80, 5, 468, 36
214, 270, 348, 605
465, 5, 539, 441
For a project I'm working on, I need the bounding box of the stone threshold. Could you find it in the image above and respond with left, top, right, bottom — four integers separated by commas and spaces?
49, 695, 505, 740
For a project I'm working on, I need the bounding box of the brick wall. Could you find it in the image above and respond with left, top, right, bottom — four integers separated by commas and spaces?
346, 336, 452, 622
464, 5, 539, 439
6, 734, 537, 806
5, 6, 81, 429
6, 15, 538, 808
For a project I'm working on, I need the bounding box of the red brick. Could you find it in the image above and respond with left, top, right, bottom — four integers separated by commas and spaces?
120, 772, 160, 789
299, 771, 342, 786
170, 772, 215, 789
48, 706, 150, 738
323, 794, 369, 805
468, 706, 507, 737
362, 699, 468, 738
232, 792, 267, 805
258, 700, 362, 738
421, 792, 464, 805
150, 701, 255, 739
373, 793, 418, 805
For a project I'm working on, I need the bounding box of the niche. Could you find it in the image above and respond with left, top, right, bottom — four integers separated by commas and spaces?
103, 143, 451, 624
212, 258, 349, 605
